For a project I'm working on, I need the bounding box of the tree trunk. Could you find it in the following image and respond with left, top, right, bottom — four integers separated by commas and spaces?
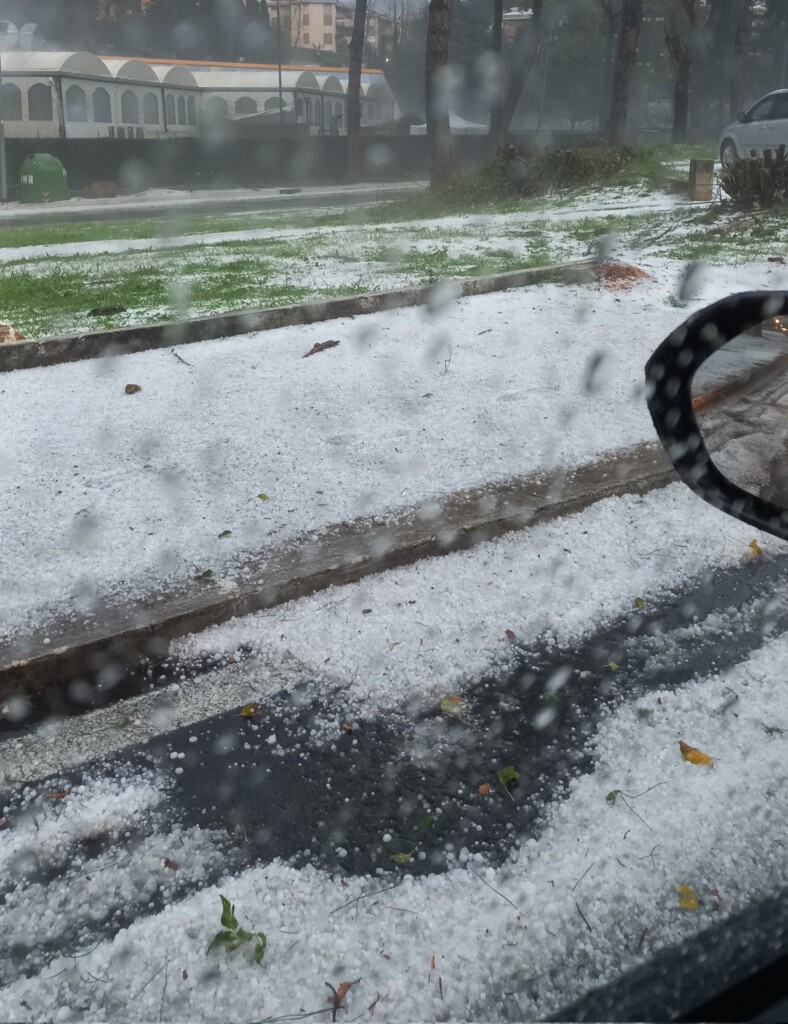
425, 0, 456, 189
489, 0, 504, 150
664, 13, 692, 144
347, 0, 367, 182
728, 0, 750, 124
599, 18, 617, 137
490, 0, 543, 149
607, 0, 643, 145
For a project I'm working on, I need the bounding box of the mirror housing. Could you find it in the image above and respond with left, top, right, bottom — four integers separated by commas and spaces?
738, 110, 748, 122
645, 293, 788, 541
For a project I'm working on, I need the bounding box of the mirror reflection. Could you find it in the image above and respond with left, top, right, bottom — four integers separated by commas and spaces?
692, 316, 788, 506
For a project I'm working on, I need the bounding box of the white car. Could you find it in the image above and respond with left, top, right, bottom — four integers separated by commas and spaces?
719, 88, 788, 167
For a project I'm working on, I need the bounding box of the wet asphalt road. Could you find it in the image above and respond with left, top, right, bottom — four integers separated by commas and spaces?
3, 550, 788, 982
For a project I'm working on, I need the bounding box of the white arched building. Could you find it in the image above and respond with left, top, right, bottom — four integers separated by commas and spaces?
0, 51, 398, 140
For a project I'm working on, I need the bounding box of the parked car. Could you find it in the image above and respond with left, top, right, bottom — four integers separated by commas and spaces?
719, 88, 788, 167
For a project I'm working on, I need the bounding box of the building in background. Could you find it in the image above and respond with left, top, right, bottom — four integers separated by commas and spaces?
0, 50, 398, 140
269, 1, 399, 62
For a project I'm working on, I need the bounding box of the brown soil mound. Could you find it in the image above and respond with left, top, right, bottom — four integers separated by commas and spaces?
598, 262, 655, 290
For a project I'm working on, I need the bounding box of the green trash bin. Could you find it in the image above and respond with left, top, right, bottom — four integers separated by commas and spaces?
18, 153, 69, 204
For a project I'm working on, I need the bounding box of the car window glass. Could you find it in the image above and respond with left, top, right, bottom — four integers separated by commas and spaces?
771, 93, 788, 119
748, 96, 775, 120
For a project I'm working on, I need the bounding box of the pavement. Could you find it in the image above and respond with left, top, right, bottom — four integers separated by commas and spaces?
3, 546, 788, 1004
0, 180, 428, 227
0, 439, 676, 701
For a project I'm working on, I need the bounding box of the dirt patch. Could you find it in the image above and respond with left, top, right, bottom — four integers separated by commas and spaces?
598, 262, 656, 290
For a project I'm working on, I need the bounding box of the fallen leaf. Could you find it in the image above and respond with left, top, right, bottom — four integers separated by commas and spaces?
0, 818, 7, 829
606, 789, 621, 806
326, 978, 361, 1019
362, 608, 372, 615
504, 629, 517, 641
304, 339, 340, 358
218, 529, 232, 538
431, 954, 436, 971
419, 815, 436, 831
124, 383, 142, 395
388, 641, 400, 651
607, 661, 619, 672
45, 791, 70, 800
257, 493, 269, 502
749, 539, 762, 556
194, 569, 213, 581
340, 879, 348, 888
478, 782, 491, 796
164, 858, 180, 871
0, 322, 24, 343
710, 888, 724, 910
496, 765, 519, 787
679, 740, 713, 765
391, 851, 415, 864
677, 884, 699, 910
240, 703, 260, 718
182, 970, 188, 981
342, 721, 355, 734
634, 597, 645, 610
439, 695, 463, 717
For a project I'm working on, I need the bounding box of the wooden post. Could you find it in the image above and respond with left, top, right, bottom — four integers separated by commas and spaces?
688, 158, 714, 202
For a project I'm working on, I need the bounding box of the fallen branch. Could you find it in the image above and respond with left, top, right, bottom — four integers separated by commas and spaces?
303, 340, 341, 358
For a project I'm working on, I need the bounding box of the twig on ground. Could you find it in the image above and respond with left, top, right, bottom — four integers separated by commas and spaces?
575, 901, 593, 932
469, 867, 520, 912
171, 348, 194, 367
571, 861, 596, 892
330, 880, 402, 915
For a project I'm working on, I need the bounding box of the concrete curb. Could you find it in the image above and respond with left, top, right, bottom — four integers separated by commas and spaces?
0, 440, 674, 701
0, 260, 597, 373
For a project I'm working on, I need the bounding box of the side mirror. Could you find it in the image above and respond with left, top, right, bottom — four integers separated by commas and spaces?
645, 293, 788, 541
738, 110, 748, 122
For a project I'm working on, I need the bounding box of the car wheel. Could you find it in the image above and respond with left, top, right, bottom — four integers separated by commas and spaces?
720, 139, 738, 168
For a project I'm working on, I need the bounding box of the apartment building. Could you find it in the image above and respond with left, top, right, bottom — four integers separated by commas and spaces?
269, 2, 398, 61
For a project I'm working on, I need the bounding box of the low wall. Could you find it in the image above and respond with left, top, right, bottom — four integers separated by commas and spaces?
3, 130, 603, 193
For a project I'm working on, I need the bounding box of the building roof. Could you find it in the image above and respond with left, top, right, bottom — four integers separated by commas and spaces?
149, 65, 200, 87
103, 58, 158, 82
0, 50, 111, 76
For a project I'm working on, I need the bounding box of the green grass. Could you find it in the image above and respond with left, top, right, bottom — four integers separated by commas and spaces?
1, 222, 567, 338
0, 144, 722, 251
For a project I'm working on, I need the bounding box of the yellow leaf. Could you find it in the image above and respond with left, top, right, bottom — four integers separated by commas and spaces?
240, 703, 260, 718
679, 740, 713, 765
391, 850, 415, 864
678, 885, 699, 910
749, 539, 762, 556
439, 695, 463, 717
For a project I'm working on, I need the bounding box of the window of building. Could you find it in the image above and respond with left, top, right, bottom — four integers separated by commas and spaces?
65, 84, 87, 122
28, 83, 53, 121
1, 83, 22, 120
324, 8, 332, 24
187, 95, 197, 124
324, 32, 333, 45
303, 12, 309, 24
303, 31, 310, 43
204, 96, 228, 117
236, 96, 257, 116
143, 92, 159, 125
177, 95, 186, 124
92, 87, 111, 123
121, 90, 139, 124
165, 94, 176, 125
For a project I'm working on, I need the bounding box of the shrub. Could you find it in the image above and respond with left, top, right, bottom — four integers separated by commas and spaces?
719, 147, 788, 208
